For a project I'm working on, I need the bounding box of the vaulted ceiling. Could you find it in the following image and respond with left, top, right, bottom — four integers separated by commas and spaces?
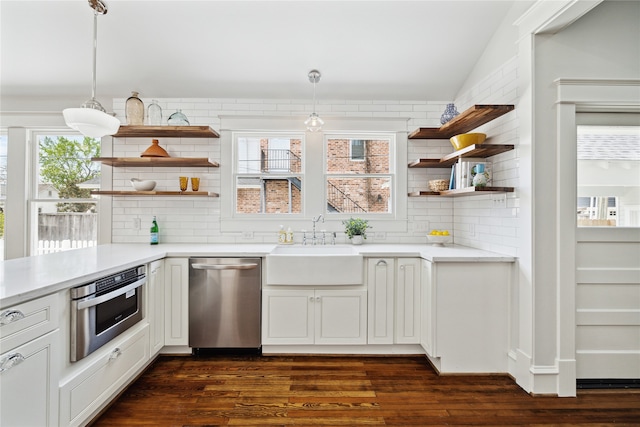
1, 1, 521, 103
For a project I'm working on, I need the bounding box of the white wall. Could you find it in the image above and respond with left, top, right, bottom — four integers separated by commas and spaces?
107, 97, 521, 247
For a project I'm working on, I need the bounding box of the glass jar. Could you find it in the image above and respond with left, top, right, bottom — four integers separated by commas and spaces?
125, 91, 144, 125
167, 109, 190, 126
147, 99, 162, 125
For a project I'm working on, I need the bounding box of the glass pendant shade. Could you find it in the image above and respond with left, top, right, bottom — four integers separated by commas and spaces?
63, 105, 121, 139
304, 112, 324, 132
305, 69, 323, 132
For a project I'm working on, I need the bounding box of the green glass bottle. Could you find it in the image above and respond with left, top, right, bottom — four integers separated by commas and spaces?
150, 216, 159, 245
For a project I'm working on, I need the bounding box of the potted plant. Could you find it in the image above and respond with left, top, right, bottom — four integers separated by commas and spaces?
342, 217, 370, 245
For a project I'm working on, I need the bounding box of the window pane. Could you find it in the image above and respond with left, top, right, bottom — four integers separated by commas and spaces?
35, 202, 97, 254
0, 134, 6, 260
35, 135, 100, 254
327, 177, 391, 214
327, 138, 389, 174
237, 137, 301, 174
577, 125, 640, 227
236, 177, 302, 214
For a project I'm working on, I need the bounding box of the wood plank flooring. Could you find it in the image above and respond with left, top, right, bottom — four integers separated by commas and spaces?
92, 355, 640, 426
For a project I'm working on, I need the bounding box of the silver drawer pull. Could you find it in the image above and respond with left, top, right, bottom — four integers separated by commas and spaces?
192, 263, 258, 271
0, 353, 26, 373
0, 309, 25, 325
109, 347, 122, 360
376, 260, 387, 266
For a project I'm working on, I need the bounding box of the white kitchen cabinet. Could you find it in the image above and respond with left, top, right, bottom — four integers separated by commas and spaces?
164, 258, 189, 347
420, 259, 511, 373
395, 258, 421, 344
366, 258, 421, 345
59, 323, 149, 427
367, 258, 395, 344
0, 294, 59, 427
148, 259, 165, 356
262, 289, 367, 345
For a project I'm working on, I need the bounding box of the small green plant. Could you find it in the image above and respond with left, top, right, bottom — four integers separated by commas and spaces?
342, 217, 371, 240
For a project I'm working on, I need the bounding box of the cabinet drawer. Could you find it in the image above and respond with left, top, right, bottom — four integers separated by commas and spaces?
0, 294, 59, 352
59, 323, 149, 427
0, 330, 59, 427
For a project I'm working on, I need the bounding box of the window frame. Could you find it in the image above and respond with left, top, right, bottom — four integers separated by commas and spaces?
219, 116, 408, 234
232, 131, 306, 217
324, 133, 396, 217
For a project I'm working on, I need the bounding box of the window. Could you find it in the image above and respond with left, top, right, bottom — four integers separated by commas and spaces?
350, 140, 365, 161
234, 134, 303, 214
32, 134, 100, 254
0, 133, 6, 260
326, 135, 393, 214
577, 124, 640, 227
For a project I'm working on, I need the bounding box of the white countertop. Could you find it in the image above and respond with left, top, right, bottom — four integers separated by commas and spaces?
0, 243, 515, 308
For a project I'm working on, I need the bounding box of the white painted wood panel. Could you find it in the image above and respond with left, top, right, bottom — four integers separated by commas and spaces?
576, 228, 640, 379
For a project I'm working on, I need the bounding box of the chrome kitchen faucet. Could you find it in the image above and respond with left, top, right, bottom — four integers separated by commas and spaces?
311, 214, 324, 245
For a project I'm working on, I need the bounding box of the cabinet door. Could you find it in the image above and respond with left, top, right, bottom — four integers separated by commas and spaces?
148, 259, 165, 355
366, 258, 395, 344
0, 330, 59, 427
164, 258, 189, 346
395, 258, 421, 344
262, 290, 314, 345
420, 260, 436, 356
315, 290, 367, 345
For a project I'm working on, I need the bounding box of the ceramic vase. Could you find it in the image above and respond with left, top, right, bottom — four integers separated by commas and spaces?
472, 163, 488, 187
440, 103, 459, 125
351, 235, 364, 245
125, 91, 144, 125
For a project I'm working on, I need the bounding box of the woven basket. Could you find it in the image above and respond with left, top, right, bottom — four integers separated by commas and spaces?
428, 179, 449, 192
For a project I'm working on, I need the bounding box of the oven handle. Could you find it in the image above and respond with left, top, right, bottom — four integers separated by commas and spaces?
191, 263, 258, 271
76, 277, 146, 310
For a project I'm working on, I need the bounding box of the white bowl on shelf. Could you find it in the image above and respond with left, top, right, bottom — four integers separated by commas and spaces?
130, 178, 156, 191
427, 234, 452, 246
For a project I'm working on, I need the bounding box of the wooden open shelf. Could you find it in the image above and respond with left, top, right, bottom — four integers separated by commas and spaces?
408, 105, 514, 139
113, 125, 219, 138
408, 144, 515, 168
409, 187, 514, 197
91, 190, 219, 197
92, 157, 219, 167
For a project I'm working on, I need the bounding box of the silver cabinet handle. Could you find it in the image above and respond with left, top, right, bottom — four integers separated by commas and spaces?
192, 263, 258, 271
76, 277, 146, 310
376, 260, 387, 266
109, 347, 122, 360
0, 309, 25, 325
0, 353, 26, 373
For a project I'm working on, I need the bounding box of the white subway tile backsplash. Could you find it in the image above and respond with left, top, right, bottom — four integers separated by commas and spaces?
109, 58, 519, 253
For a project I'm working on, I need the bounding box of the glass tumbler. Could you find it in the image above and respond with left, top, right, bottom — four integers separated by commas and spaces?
179, 176, 188, 192
190, 177, 200, 192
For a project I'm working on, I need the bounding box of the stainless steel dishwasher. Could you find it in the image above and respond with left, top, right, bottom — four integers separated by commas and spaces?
188, 258, 261, 350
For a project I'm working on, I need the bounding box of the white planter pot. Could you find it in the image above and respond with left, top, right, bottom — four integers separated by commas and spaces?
351, 235, 364, 245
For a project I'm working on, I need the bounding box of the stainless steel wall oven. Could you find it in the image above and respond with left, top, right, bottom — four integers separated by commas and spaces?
70, 265, 145, 362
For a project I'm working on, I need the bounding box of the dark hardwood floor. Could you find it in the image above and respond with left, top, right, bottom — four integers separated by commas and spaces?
92, 354, 640, 426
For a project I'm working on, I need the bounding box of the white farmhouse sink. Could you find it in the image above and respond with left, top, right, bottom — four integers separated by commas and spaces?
266, 245, 363, 285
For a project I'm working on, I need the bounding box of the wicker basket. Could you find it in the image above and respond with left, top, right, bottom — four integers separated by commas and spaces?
428, 179, 449, 192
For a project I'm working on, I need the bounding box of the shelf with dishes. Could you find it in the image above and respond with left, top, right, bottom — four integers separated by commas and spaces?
91, 157, 219, 168
113, 125, 219, 138
90, 190, 219, 197
408, 104, 514, 139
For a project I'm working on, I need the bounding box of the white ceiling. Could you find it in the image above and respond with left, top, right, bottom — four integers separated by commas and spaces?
1, 0, 519, 104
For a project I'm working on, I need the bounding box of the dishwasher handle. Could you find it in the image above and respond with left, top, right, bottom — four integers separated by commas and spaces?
191, 263, 258, 271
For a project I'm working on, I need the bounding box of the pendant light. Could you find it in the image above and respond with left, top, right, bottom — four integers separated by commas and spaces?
63, 0, 120, 138
304, 69, 324, 132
